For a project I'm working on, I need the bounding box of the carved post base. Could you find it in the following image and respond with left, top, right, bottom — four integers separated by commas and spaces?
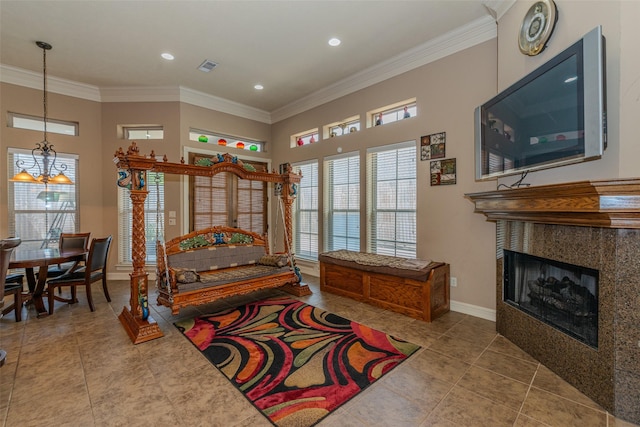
281, 282, 312, 297
119, 307, 163, 344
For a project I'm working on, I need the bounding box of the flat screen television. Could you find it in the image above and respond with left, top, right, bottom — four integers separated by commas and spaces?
475, 26, 607, 181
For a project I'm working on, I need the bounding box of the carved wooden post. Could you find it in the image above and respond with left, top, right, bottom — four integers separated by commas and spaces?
115, 143, 163, 344
129, 189, 147, 316
281, 192, 295, 252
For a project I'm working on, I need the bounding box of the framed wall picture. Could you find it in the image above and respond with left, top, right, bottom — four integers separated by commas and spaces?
420, 132, 446, 161
430, 158, 456, 186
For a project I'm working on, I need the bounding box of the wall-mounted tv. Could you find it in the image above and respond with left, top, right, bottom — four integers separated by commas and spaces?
475, 26, 607, 181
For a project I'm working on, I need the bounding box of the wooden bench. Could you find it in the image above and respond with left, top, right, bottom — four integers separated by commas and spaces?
319, 250, 450, 322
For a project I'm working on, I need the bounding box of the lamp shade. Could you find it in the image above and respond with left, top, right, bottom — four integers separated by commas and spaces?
10, 170, 38, 183
49, 172, 73, 185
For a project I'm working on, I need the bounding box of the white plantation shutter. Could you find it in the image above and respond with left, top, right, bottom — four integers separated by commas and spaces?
118, 171, 164, 263
292, 161, 318, 260
324, 152, 360, 251
366, 141, 416, 257
7, 148, 79, 250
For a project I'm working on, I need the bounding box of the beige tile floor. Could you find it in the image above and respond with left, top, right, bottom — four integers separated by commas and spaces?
1, 276, 637, 427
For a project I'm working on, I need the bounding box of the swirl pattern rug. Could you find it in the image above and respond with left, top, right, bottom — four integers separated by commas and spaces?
175, 296, 420, 427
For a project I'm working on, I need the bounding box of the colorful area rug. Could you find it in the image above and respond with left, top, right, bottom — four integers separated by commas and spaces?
175, 296, 420, 427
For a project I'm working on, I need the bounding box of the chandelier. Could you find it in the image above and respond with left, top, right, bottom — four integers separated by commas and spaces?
11, 41, 73, 185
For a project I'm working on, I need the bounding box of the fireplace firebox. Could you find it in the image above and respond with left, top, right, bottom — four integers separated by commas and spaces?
504, 250, 598, 348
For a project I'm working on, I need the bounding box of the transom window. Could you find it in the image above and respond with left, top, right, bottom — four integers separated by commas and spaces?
291, 129, 319, 147
326, 117, 360, 138
189, 129, 263, 152
369, 99, 417, 127
8, 112, 78, 136
123, 126, 164, 140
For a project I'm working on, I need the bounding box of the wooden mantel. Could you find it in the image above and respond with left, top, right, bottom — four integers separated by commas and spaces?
466, 178, 640, 229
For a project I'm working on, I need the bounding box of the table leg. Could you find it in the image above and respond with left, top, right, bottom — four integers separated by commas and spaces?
31, 266, 49, 317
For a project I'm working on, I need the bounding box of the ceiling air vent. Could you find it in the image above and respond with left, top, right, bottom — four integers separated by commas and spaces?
198, 60, 218, 73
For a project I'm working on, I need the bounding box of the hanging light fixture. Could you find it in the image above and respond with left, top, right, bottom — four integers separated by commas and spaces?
11, 41, 72, 185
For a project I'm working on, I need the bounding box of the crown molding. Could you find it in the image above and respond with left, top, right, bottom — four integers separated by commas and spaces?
0, 64, 101, 101
178, 87, 272, 124
482, 0, 517, 20
270, 15, 497, 123
1, 14, 497, 125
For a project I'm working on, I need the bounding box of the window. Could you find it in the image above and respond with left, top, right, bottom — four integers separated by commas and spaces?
123, 126, 164, 140
291, 129, 319, 147
367, 141, 416, 257
189, 153, 267, 234
189, 129, 263, 152
8, 112, 78, 136
325, 116, 360, 138
292, 161, 319, 260
118, 171, 164, 263
368, 99, 417, 127
324, 153, 360, 251
7, 148, 79, 250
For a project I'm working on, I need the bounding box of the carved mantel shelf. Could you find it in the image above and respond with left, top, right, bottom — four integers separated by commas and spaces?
466, 178, 640, 229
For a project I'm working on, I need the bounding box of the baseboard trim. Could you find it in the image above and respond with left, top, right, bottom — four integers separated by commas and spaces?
450, 300, 496, 322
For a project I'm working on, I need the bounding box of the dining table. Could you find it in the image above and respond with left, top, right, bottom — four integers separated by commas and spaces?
9, 247, 87, 317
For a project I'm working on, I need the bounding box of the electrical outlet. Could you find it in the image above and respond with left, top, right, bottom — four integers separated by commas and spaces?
450, 277, 458, 287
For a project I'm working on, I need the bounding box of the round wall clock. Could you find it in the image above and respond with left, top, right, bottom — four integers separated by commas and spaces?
518, 0, 558, 56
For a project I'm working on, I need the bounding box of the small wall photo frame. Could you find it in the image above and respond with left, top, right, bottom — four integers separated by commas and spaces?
430, 158, 457, 186
420, 132, 446, 161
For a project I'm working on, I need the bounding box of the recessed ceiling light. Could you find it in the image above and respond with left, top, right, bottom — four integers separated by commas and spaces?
328, 38, 341, 47
254, 84, 264, 90
161, 52, 174, 60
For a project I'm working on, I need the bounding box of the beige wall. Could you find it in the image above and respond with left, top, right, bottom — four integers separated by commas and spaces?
0, 82, 105, 250
1, 1, 634, 315
271, 40, 499, 311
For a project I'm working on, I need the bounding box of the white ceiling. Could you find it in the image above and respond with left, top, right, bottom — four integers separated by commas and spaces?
0, 1, 512, 121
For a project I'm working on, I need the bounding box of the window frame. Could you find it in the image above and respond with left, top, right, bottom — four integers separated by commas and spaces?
366, 141, 417, 258
292, 160, 319, 261
8, 112, 79, 136
117, 169, 165, 264
368, 99, 417, 128
324, 151, 360, 252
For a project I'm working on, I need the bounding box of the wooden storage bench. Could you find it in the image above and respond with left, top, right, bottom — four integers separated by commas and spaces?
319, 250, 450, 322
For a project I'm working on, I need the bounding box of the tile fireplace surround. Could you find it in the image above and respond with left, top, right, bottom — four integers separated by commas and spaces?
468, 178, 640, 424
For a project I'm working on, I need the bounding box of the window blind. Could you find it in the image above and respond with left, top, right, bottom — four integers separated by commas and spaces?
366, 141, 416, 257
292, 161, 319, 260
118, 171, 164, 263
324, 152, 360, 252
189, 153, 267, 235
7, 148, 79, 250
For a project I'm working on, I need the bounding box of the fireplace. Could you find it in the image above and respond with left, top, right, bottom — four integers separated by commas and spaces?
467, 179, 640, 425
503, 250, 598, 348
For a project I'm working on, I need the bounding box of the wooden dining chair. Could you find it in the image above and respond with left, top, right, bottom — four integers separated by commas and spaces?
46, 236, 112, 315
1, 237, 22, 364
2, 273, 27, 322
47, 232, 91, 278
